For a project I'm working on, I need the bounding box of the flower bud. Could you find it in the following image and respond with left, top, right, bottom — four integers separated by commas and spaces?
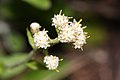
30, 22, 41, 34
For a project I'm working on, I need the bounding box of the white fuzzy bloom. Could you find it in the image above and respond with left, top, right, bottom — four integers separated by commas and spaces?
58, 24, 75, 43
33, 29, 50, 49
44, 55, 59, 70
52, 10, 70, 29
71, 19, 87, 49
56, 18, 87, 50
73, 33, 87, 49
51, 10, 88, 50
30, 22, 41, 34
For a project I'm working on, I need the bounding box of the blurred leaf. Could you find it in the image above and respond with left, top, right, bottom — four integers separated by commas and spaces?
27, 28, 36, 49
0, 62, 5, 75
4, 32, 25, 52
26, 61, 38, 70
2, 54, 27, 67
62, 6, 74, 16
20, 60, 71, 80
1, 65, 26, 79
0, 49, 6, 57
0, 6, 14, 19
23, 0, 52, 10
85, 23, 106, 46
0, 54, 27, 79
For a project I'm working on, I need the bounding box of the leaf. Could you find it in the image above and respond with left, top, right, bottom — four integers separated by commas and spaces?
1, 65, 26, 79
2, 54, 28, 67
20, 60, 71, 80
26, 28, 36, 49
26, 61, 38, 70
23, 0, 52, 10
0, 54, 27, 79
4, 32, 25, 52
0, 62, 5, 75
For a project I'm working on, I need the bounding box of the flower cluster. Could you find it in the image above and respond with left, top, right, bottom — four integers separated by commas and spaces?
52, 10, 88, 50
33, 29, 50, 49
52, 10, 71, 29
30, 22, 50, 49
44, 55, 59, 70
29, 10, 89, 71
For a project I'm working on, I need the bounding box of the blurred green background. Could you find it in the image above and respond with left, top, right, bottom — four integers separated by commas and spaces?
0, 0, 120, 80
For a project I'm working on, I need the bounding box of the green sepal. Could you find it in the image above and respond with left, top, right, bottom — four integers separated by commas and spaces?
26, 28, 36, 49
26, 61, 38, 70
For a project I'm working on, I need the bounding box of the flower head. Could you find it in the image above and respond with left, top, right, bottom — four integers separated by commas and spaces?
44, 55, 59, 70
71, 19, 87, 50
30, 22, 41, 34
33, 29, 50, 49
73, 32, 87, 50
52, 10, 71, 30
58, 24, 75, 43
52, 11, 88, 50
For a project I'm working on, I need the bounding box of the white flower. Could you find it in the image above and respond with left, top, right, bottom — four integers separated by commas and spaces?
44, 55, 59, 70
55, 17, 87, 50
52, 10, 71, 30
71, 19, 87, 49
30, 22, 41, 34
73, 33, 87, 50
33, 29, 50, 49
58, 24, 75, 43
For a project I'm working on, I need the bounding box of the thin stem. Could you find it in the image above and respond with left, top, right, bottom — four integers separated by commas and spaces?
43, 49, 49, 56
50, 38, 59, 46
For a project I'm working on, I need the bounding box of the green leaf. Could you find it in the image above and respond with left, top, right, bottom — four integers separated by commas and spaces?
0, 54, 27, 79
0, 62, 5, 75
1, 65, 26, 79
26, 61, 38, 70
23, 0, 52, 10
26, 28, 36, 49
4, 33, 25, 52
20, 60, 71, 80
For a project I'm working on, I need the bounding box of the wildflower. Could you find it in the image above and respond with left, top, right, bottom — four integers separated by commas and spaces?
51, 10, 88, 50
73, 32, 87, 50
52, 10, 71, 30
44, 55, 59, 70
30, 22, 41, 34
58, 24, 75, 43
71, 19, 87, 50
33, 29, 50, 49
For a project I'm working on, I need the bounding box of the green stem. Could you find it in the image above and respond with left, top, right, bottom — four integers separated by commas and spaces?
50, 38, 59, 46
43, 49, 49, 56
